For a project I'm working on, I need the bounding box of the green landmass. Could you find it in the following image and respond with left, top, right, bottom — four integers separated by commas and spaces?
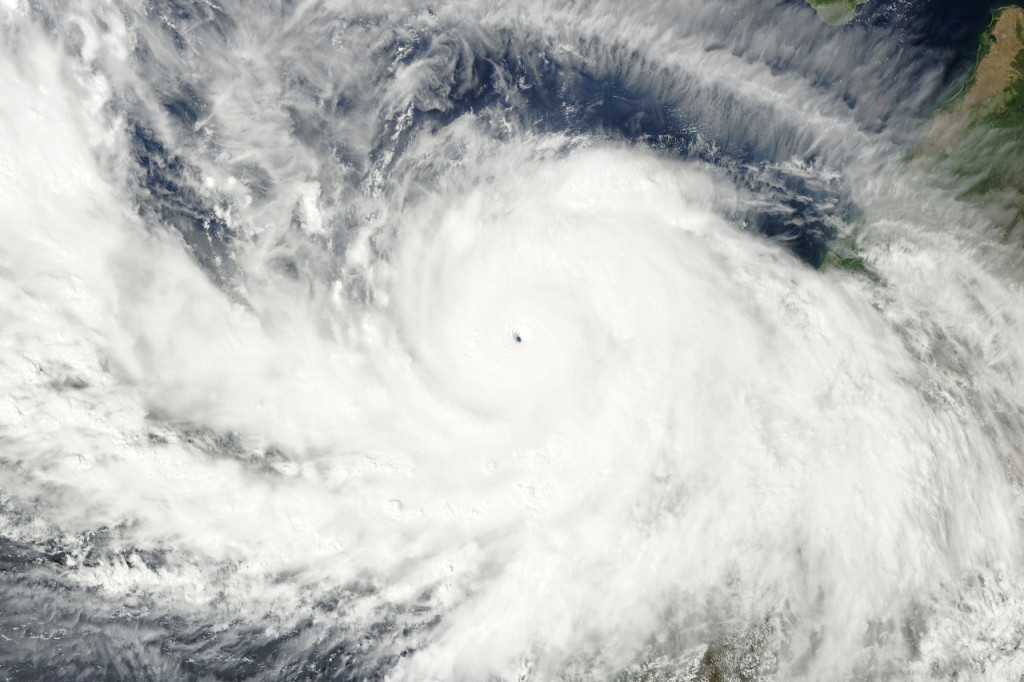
920, 5, 1024, 238
820, 250, 878, 280
806, 0, 870, 25
819, 233, 880, 280
823, 4, 1024, 279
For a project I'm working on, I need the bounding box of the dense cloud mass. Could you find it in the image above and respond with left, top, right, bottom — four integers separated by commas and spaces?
1, 0, 1023, 680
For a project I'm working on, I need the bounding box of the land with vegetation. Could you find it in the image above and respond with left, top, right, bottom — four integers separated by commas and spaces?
921, 5, 1024, 238
822, 4, 1024, 277
806, 0, 871, 25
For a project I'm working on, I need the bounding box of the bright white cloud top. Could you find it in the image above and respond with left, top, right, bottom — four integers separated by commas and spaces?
1, 1, 1023, 680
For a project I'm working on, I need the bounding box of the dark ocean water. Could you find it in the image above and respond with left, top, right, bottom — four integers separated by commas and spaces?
126, 0, 991, 275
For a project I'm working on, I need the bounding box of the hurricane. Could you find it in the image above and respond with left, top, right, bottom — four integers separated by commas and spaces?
2, 0, 1024, 680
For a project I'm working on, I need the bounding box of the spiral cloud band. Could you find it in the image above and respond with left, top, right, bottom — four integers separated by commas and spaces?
1, 0, 1023, 680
